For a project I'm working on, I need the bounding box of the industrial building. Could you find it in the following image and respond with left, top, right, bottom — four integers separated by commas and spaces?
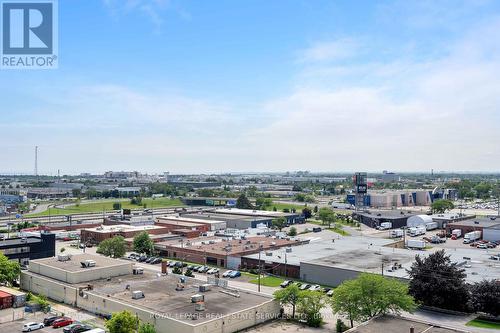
181, 197, 237, 207
181, 212, 273, 229
20, 254, 280, 333
155, 235, 308, 268
354, 210, 416, 229
0, 233, 55, 266
242, 234, 500, 287
80, 224, 170, 244
347, 190, 434, 208
430, 213, 475, 229
350, 315, 466, 333
209, 208, 305, 225
445, 216, 500, 241
157, 215, 227, 231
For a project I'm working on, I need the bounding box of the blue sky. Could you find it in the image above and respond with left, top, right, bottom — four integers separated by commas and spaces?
1, 0, 500, 174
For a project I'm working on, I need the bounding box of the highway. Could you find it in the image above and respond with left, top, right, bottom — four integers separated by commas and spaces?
0, 206, 205, 226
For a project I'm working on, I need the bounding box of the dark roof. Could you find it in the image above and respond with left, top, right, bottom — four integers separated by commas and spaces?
0, 236, 42, 247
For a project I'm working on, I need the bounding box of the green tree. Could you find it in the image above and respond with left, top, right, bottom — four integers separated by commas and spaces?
113, 202, 122, 210
138, 323, 156, 333
297, 290, 327, 327
295, 193, 306, 202
431, 199, 454, 214
255, 197, 273, 210
468, 280, 500, 316
106, 310, 139, 333
318, 207, 336, 228
97, 236, 126, 258
408, 250, 469, 311
331, 273, 416, 328
302, 207, 312, 219
271, 217, 286, 231
236, 193, 253, 209
273, 284, 300, 319
0, 253, 21, 286
133, 232, 154, 255
288, 227, 297, 237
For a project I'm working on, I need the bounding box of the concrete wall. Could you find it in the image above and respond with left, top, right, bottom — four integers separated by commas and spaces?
300, 262, 359, 287
28, 261, 132, 284
20, 272, 78, 306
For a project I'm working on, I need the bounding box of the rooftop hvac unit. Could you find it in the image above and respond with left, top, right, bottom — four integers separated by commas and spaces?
131, 291, 144, 299
286, 247, 292, 253
270, 242, 276, 246
199, 284, 211, 292
266, 252, 272, 256
132, 267, 144, 275
195, 302, 205, 311
80, 260, 96, 268
191, 294, 204, 303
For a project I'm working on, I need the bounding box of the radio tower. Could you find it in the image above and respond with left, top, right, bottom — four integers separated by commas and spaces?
34, 146, 38, 177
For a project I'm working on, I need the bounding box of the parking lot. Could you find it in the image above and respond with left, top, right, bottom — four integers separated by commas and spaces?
0, 309, 103, 333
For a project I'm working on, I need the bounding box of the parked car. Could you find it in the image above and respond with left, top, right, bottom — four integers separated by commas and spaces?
22, 322, 44, 332
308, 285, 321, 291
52, 317, 74, 328
229, 271, 241, 278
222, 270, 233, 278
43, 316, 60, 326
137, 255, 148, 262
63, 323, 93, 333
145, 257, 154, 263
326, 289, 334, 297
322, 288, 331, 293
151, 258, 162, 264
207, 268, 219, 274
187, 265, 196, 270
477, 243, 489, 249
280, 280, 292, 288
299, 284, 311, 290
168, 261, 176, 267
200, 266, 210, 273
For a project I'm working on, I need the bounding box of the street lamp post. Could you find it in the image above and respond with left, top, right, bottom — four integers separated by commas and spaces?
258, 242, 263, 293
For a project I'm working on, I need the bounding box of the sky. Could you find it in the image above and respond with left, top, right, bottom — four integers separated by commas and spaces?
1, 0, 500, 175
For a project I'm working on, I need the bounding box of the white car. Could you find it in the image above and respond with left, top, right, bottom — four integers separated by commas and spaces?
207, 268, 219, 275
222, 270, 233, 278
22, 322, 44, 332
309, 284, 321, 291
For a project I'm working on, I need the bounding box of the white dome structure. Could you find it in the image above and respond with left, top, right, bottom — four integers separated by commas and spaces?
407, 215, 433, 228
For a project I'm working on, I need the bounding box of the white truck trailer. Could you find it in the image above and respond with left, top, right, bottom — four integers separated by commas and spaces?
463, 231, 481, 244
390, 229, 404, 238
406, 239, 426, 249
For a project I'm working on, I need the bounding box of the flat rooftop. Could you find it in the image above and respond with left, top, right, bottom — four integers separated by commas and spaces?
0, 236, 43, 246
356, 210, 417, 219
84, 224, 165, 233
156, 235, 307, 256
181, 212, 269, 222
158, 215, 226, 225
351, 315, 465, 333
244, 235, 396, 267
89, 270, 273, 323
448, 216, 500, 228
31, 254, 129, 272
212, 208, 296, 217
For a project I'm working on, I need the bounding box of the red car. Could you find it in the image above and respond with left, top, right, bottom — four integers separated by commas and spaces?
52, 317, 73, 328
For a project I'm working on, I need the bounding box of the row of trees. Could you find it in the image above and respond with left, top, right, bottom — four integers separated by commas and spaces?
275, 273, 416, 328
105, 310, 156, 333
97, 232, 155, 259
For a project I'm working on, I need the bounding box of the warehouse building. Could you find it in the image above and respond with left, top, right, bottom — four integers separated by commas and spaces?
157, 215, 227, 231
155, 235, 308, 268
430, 213, 475, 229
445, 216, 500, 239
482, 219, 500, 242
210, 208, 304, 225
0, 233, 55, 266
20, 254, 280, 333
181, 212, 272, 229
80, 224, 170, 244
354, 210, 416, 229
243, 235, 500, 287
181, 197, 237, 207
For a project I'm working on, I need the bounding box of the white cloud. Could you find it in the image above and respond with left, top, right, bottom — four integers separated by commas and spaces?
298, 38, 360, 63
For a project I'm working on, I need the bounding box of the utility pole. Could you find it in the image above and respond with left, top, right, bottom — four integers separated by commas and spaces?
258, 243, 263, 293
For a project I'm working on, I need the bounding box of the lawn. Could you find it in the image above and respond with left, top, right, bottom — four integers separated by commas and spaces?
307, 219, 351, 236
248, 276, 285, 287
26, 197, 185, 217
466, 319, 500, 329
